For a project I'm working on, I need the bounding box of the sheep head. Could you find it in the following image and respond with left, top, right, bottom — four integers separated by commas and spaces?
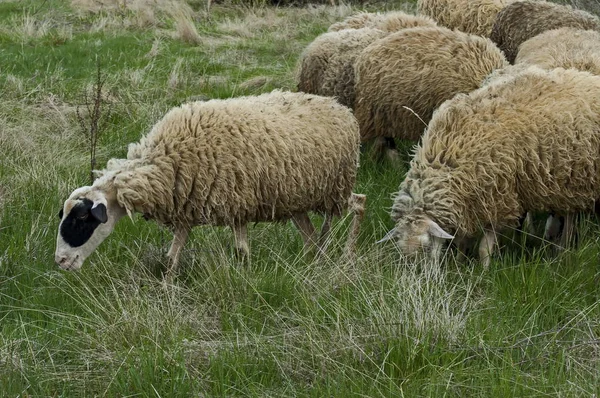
379, 209, 454, 256
55, 187, 126, 270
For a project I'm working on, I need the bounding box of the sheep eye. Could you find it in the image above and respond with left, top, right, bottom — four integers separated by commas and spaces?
77, 213, 89, 220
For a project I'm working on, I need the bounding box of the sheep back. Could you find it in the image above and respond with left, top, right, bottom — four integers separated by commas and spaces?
108, 90, 360, 228
417, 0, 514, 36
490, 0, 600, 63
328, 11, 436, 33
296, 28, 387, 108
401, 66, 600, 236
354, 26, 508, 142
515, 28, 600, 75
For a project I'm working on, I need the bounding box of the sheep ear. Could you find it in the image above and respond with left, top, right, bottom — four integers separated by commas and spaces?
427, 219, 453, 240
376, 228, 397, 244
91, 202, 108, 223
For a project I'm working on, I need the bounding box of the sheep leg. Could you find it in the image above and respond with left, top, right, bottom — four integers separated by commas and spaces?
544, 213, 562, 243
560, 213, 575, 249
232, 224, 250, 259
343, 193, 366, 260
478, 230, 497, 269
165, 227, 190, 279
317, 213, 333, 255
520, 212, 534, 236
454, 235, 470, 263
292, 212, 317, 254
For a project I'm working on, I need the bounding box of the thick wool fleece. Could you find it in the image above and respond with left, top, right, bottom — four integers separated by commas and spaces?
328, 11, 436, 33
516, 28, 600, 75
490, 0, 600, 63
98, 90, 360, 229
396, 66, 600, 237
354, 26, 508, 142
417, 0, 514, 36
296, 28, 386, 108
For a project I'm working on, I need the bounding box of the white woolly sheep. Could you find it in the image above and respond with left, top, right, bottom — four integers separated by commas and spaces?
328, 11, 437, 33
515, 28, 600, 75
490, 0, 600, 63
354, 26, 508, 144
417, 0, 515, 36
55, 90, 361, 276
380, 66, 600, 267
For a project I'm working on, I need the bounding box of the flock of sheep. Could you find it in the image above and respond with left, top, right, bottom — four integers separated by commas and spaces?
56, 0, 600, 276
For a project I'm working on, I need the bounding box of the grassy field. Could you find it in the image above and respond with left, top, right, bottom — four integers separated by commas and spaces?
1, 0, 600, 396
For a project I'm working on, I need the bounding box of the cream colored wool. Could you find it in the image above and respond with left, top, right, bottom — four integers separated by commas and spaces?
417, 0, 514, 36
101, 90, 360, 228
328, 11, 436, 33
516, 28, 600, 75
490, 0, 600, 63
354, 26, 508, 142
393, 67, 600, 243
296, 28, 386, 108
298, 11, 436, 108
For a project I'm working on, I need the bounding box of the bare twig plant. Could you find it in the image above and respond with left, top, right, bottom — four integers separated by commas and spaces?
76, 58, 112, 184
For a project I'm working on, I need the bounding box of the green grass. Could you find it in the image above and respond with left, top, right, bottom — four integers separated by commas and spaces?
1, 0, 600, 396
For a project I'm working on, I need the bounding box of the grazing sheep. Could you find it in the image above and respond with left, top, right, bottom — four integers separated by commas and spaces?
354, 26, 508, 144
328, 11, 436, 33
490, 0, 600, 63
296, 28, 387, 108
417, 0, 514, 36
515, 28, 600, 75
55, 90, 361, 276
380, 66, 600, 267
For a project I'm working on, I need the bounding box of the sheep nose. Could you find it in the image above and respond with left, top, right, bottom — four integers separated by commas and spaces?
55, 255, 68, 266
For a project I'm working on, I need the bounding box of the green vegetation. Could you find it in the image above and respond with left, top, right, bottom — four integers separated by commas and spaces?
0, 0, 599, 396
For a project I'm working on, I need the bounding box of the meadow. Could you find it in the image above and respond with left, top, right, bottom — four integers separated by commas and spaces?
1, 0, 600, 396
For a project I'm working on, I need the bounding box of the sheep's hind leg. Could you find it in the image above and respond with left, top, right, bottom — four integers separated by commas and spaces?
292, 212, 317, 255
317, 213, 332, 255
164, 227, 190, 281
232, 224, 250, 260
478, 230, 497, 269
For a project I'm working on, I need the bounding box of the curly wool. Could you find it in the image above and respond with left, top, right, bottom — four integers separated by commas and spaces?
515, 28, 600, 75
296, 28, 387, 108
417, 0, 514, 36
354, 26, 508, 142
328, 11, 436, 33
490, 0, 600, 63
98, 90, 360, 229
396, 66, 600, 237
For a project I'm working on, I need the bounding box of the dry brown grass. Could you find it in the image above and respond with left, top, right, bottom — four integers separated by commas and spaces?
171, 9, 203, 45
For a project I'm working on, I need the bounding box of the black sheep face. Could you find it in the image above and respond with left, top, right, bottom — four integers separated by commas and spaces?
55, 187, 120, 270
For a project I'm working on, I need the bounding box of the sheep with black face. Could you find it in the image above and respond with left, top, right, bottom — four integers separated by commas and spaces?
55, 90, 361, 275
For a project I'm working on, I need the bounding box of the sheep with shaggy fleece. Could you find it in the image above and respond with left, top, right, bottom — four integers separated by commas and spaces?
55, 90, 361, 276
296, 28, 387, 108
328, 11, 436, 33
417, 0, 514, 36
515, 28, 600, 75
354, 26, 508, 144
298, 12, 436, 108
380, 66, 600, 267
490, 0, 600, 63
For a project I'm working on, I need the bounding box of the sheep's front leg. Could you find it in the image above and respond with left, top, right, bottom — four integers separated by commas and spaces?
232, 224, 250, 259
165, 227, 190, 279
478, 230, 497, 269
560, 213, 575, 248
292, 212, 317, 254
